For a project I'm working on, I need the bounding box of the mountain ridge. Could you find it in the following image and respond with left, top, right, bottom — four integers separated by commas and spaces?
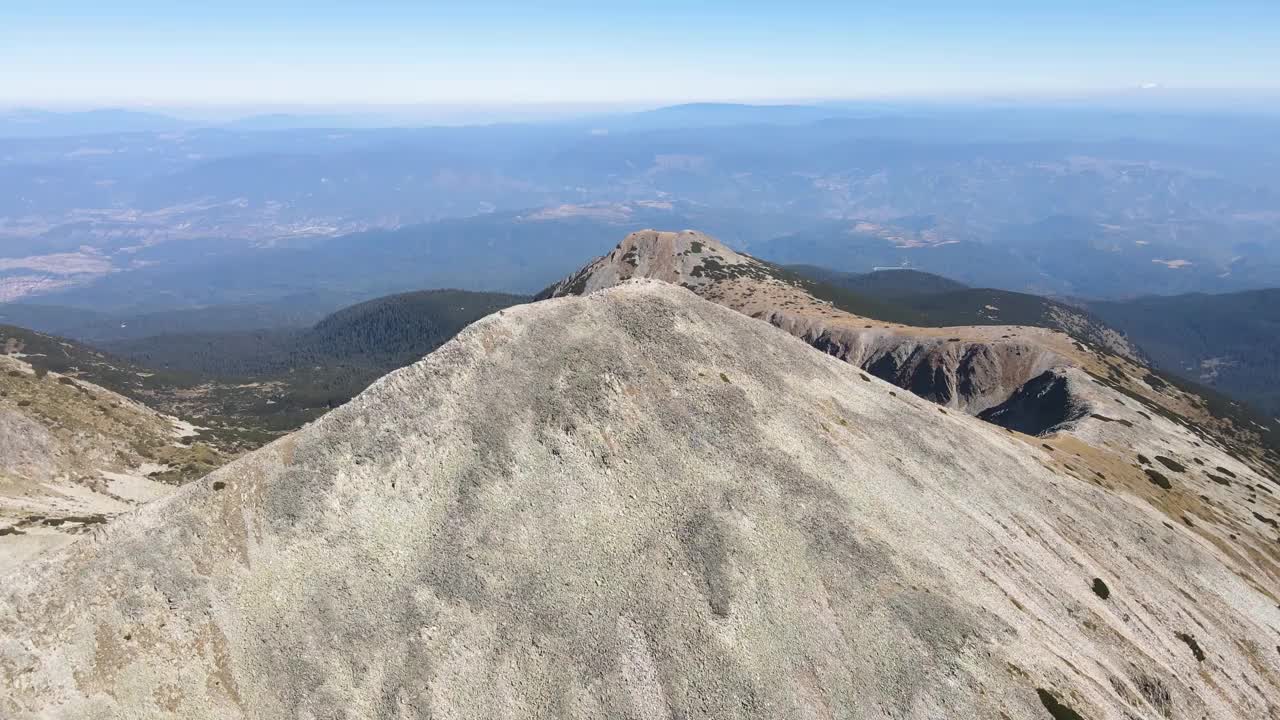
2, 280, 1277, 718
542, 230, 1147, 427
544, 229, 1278, 482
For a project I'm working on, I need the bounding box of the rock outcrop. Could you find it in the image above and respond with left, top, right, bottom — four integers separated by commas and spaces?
544, 230, 1095, 429
2, 282, 1277, 719
544, 232, 1280, 628
774, 316, 1067, 415
544, 231, 1280, 469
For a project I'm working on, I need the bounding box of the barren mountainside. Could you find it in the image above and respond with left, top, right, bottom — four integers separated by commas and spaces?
547, 231, 1277, 467
0, 351, 223, 573
1, 282, 1278, 718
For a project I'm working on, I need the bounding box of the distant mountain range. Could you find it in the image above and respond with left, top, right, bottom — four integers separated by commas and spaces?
0, 102, 863, 137
754, 214, 1280, 299
0, 108, 191, 137
9, 243, 1278, 421
4, 103, 1279, 304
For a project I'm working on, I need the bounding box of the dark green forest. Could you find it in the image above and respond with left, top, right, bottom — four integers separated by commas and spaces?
107, 289, 528, 434
112, 290, 525, 376
2, 290, 528, 450
1090, 289, 1280, 416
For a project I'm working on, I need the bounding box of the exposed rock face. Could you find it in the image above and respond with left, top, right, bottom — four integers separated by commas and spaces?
774, 315, 1066, 415
2, 282, 1277, 719
544, 233, 1280, 624
978, 370, 1090, 435
546, 230, 1088, 430
543, 232, 1279, 474
0, 354, 217, 573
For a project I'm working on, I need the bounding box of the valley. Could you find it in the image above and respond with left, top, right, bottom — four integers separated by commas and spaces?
6, 105, 1280, 308
3, 289, 527, 453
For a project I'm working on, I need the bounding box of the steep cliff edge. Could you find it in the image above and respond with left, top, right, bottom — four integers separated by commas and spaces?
543, 230, 1101, 433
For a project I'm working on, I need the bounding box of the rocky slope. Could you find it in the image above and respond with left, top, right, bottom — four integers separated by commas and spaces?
545, 231, 1280, 627
540, 231, 1134, 430
546, 231, 1279, 469
0, 352, 224, 573
787, 266, 1148, 365
1, 281, 1277, 718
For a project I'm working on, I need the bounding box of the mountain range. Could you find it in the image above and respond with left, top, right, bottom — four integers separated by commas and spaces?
5, 103, 1280, 306
3, 91, 1280, 718
6, 243, 1278, 455
2, 231, 1278, 716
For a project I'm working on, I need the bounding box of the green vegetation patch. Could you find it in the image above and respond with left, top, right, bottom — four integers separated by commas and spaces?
1144, 469, 1172, 490
1090, 578, 1110, 600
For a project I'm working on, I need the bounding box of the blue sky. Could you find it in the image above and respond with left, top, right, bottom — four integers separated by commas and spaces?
2, 1, 1278, 107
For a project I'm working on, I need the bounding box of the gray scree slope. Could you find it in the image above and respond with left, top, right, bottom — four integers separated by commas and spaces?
2, 281, 1277, 719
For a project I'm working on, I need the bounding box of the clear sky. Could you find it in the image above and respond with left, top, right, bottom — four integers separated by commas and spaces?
3, 1, 1278, 107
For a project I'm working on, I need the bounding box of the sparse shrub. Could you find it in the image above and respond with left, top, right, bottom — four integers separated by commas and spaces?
1142, 372, 1168, 392
1144, 469, 1172, 489
1091, 578, 1110, 599
1135, 676, 1172, 717
1175, 632, 1205, 661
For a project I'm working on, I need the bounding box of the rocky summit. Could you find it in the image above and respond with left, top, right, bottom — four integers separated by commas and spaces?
548, 232, 1280, 555
2, 280, 1277, 719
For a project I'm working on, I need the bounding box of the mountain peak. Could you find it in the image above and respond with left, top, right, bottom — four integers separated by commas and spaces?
4, 280, 1276, 717
539, 229, 773, 299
